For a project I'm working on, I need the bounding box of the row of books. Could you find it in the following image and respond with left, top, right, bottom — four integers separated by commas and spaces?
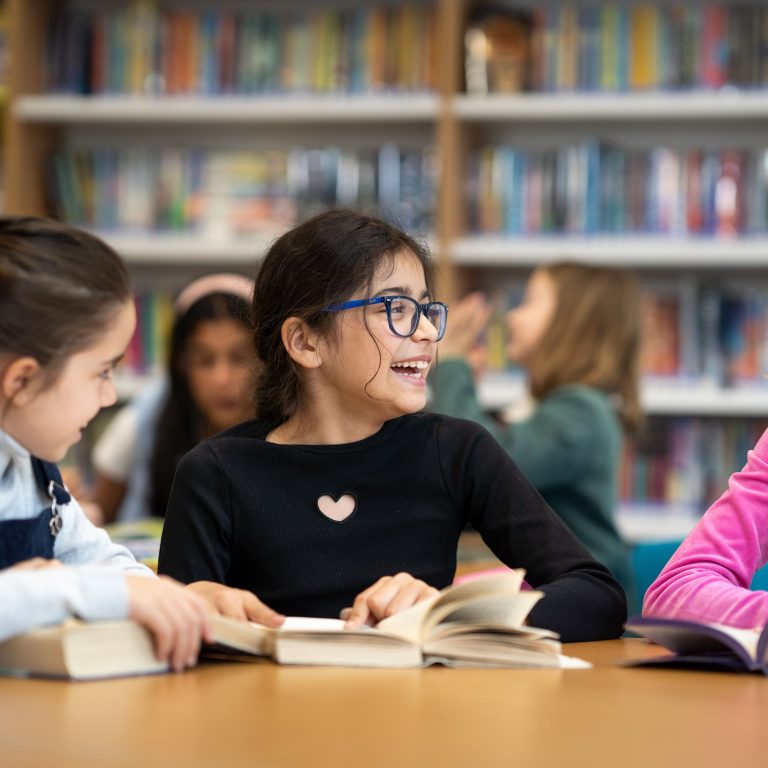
619, 416, 766, 512
469, 142, 768, 236
643, 282, 768, 388
49, 1, 436, 96
122, 290, 174, 377
467, 3, 768, 94
50, 144, 437, 237
480, 280, 768, 390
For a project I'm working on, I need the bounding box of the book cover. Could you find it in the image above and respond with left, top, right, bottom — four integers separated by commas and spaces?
626, 616, 768, 674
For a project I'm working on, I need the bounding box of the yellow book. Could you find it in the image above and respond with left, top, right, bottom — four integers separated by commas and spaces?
630, 5, 657, 91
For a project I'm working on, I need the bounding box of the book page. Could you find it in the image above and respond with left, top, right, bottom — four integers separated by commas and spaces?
426, 591, 543, 632
280, 617, 346, 632
377, 570, 527, 644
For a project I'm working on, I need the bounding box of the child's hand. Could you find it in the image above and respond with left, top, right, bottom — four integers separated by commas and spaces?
185, 581, 285, 627
7, 557, 62, 571
343, 573, 438, 629
125, 575, 213, 672
438, 292, 491, 359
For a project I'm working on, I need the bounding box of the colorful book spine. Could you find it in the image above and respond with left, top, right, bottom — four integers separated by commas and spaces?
50, 144, 437, 236
468, 142, 768, 237
49, 2, 437, 96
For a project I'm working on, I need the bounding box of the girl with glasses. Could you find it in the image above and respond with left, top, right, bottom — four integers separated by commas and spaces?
159, 210, 626, 641
430, 264, 642, 608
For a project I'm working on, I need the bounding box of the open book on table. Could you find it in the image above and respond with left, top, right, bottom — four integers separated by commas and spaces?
0, 572, 588, 680
208, 570, 589, 669
625, 616, 768, 673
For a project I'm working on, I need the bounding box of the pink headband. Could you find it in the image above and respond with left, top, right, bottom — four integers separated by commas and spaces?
174, 273, 254, 315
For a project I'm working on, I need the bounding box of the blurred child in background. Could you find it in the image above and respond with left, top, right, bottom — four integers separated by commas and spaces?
430, 262, 642, 602
78, 273, 258, 523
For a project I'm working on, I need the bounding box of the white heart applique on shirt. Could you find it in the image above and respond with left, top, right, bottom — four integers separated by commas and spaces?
316, 493, 357, 523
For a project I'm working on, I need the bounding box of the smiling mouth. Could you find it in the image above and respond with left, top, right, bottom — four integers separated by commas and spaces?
390, 360, 429, 380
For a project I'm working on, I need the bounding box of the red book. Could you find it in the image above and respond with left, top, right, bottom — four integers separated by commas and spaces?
685, 149, 702, 234
700, 5, 726, 89
218, 11, 235, 93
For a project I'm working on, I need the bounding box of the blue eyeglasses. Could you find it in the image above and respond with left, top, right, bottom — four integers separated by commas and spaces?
323, 295, 449, 341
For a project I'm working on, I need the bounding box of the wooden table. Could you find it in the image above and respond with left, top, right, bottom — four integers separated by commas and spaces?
1, 639, 767, 768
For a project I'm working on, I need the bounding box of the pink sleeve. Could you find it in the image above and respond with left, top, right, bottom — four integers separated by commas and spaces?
642, 428, 768, 629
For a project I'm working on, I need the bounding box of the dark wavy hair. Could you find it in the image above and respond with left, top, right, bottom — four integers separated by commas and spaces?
252, 209, 434, 426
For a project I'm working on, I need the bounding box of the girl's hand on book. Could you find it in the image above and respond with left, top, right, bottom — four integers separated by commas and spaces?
126, 575, 214, 673
343, 573, 438, 629
185, 581, 285, 628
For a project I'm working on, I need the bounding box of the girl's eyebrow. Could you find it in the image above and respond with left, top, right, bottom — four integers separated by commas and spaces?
374, 286, 430, 299
102, 352, 125, 367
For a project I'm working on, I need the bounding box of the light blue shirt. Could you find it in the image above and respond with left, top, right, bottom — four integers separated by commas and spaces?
0, 429, 152, 641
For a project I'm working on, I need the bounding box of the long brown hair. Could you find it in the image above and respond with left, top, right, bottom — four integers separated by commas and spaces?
527, 262, 642, 432
149, 291, 254, 516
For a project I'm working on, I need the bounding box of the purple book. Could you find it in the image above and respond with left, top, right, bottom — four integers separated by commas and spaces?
625, 616, 768, 674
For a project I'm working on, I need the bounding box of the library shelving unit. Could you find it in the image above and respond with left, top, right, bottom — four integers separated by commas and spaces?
441, 1, 768, 540
4, 0, 450, 277
4, 0, 768, 539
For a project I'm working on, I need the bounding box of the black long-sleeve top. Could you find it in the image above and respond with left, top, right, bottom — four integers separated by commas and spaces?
158, 413, 626, 642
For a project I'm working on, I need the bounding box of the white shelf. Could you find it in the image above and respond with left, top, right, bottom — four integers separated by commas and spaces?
643, 386, 768, 416
14, 94, 440, 123
18, 91, 768, 125
477, 376, 768, 416
451, 235, 768, 268
455, 91, 768, 121
616, 507, 699, 543
94, 232, 274, 264
95, 230, 437, 264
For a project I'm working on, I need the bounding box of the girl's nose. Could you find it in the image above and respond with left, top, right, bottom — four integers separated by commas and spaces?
413, 310, 439, 342
101, 378, 118, 408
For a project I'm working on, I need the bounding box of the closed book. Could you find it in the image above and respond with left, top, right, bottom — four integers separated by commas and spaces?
0, 620, 168, 681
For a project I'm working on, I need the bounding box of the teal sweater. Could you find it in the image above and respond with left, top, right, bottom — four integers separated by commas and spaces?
430, 359, 633, 596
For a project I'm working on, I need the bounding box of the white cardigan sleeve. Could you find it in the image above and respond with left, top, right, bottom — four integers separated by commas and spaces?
0, 565, 131, 642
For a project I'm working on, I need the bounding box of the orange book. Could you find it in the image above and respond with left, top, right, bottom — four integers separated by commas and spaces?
367, 7, 387, 91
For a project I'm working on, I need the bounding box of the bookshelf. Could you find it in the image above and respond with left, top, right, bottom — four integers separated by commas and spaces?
5, 0, 768, 537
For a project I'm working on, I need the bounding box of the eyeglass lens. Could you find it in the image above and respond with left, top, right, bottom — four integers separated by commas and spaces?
386, 297, 445, 338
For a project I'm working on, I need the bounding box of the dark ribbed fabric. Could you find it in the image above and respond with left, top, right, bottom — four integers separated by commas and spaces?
159, 412, 626, 642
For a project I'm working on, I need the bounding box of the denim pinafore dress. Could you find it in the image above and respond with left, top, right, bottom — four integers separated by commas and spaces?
0, 458, 69, 569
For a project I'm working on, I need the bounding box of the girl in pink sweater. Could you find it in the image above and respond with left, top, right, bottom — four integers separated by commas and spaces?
643, 429, 768, 628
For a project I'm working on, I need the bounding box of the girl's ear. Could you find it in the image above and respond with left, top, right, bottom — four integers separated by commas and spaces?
281, 317, 322, 369
1, 357, 42, 405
